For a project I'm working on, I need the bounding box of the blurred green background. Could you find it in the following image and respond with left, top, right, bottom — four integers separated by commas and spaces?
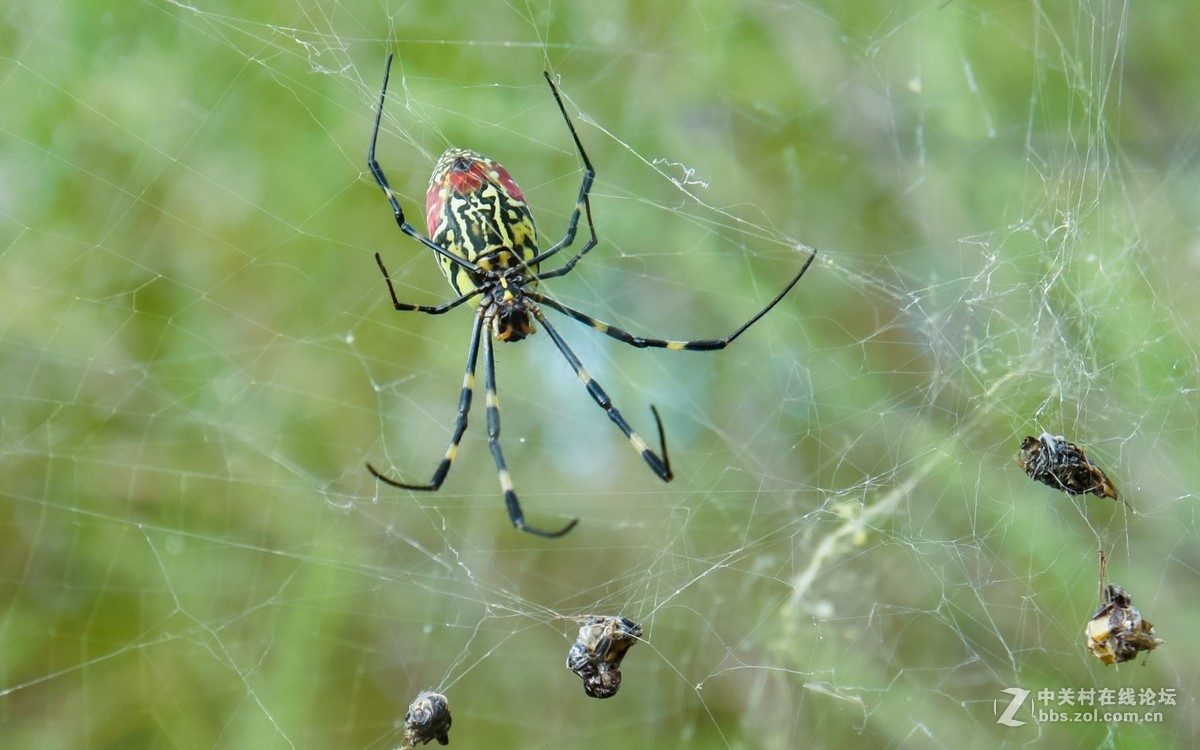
2, 1, 1198, 748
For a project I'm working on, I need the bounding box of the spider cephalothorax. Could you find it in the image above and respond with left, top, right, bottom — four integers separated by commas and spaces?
366, 53, 816, 537
481, 276, 538, 342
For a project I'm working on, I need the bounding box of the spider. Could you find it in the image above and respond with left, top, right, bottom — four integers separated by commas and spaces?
366, 53, 816, 537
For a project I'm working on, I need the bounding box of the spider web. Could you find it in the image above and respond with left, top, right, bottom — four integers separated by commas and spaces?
3, 1, 1198, 747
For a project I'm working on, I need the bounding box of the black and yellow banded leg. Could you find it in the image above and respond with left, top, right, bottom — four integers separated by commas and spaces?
530, 247, 817, 351
367, 311, 485, 491
369, 53, 483, 279
524, 71, 597, 272
534, 309, 673, 482
481, 328, 579, 538
375, 252, 482, 315
528, 194, 597, 279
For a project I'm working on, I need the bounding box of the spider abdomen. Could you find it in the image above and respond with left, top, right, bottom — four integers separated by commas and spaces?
426, 148, 541, 297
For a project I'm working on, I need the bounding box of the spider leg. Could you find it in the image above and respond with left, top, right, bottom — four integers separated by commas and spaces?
530, 247, 816, 350
532, 195, 597, 281
524, 72, 597, 273
375, 252, 482, 314
533, 309, 673, 482
369, 53, 483, 277
367, 310, 485, 491
481, 327, 579, 538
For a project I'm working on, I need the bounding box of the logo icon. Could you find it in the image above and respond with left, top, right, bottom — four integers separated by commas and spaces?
995, 687, 1030, 727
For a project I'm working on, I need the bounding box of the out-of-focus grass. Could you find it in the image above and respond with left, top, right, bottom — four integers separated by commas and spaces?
2, 1, 1198, 748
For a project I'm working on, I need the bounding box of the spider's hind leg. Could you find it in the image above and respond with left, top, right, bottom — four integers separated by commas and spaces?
481, 328, 579, 538
532, 309, 674, 482
367, 311, 486, 493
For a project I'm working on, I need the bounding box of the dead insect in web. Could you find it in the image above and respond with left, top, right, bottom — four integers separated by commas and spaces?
402, 690, 452, 747
1017, 432, 1120, 501
564, 615, 642, 699
1085, 551, 1162, 665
